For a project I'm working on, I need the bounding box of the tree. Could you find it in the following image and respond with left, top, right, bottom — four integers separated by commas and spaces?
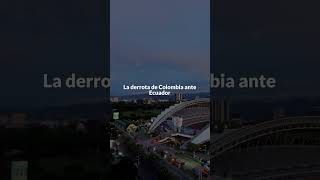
186, 142, 198, 152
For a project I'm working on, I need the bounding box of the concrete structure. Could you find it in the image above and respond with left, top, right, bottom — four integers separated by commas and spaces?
211, 116, 320, 158
110, 96, 119, 103
148, 98, 211, 147
211, 116, 320, 179
190, 124, 210, 145
173, 116, 183, 132
175, 93, 183, 102
212, 97, 231, 131
148, 98, 210, 133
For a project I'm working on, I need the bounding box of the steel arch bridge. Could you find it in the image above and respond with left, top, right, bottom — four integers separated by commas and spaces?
148, 98, 210, 133
211, 116, 320, 158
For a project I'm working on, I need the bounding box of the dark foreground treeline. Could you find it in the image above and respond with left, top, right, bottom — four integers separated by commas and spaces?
0, 120, 109, 180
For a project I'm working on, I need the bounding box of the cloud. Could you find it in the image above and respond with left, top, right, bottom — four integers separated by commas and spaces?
110, 0, 210, 95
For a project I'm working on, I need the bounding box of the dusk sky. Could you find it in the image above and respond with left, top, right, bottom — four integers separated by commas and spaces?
213, 0, 320, 97
111, 0, 210, 96
0, 0, 107, 107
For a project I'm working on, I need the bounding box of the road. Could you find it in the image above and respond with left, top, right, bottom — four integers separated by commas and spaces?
113, 122, 204, 180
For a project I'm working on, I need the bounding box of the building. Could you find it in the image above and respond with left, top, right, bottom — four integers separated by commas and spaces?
158, 99, 169, 102
110, 96, 119, 103
173, 116, 183, 132
175, 93, 183, 102
212, 97, 231, 132
143, 98, 154, 104
7, 113, 27, 128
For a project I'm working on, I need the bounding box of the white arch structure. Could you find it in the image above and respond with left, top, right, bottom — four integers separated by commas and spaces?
190, 124, 210, 144
148, 98, 210, 133
211, 116, 320, 158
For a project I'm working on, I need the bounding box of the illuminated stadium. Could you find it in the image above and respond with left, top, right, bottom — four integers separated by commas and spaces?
148, 98, 210, 145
